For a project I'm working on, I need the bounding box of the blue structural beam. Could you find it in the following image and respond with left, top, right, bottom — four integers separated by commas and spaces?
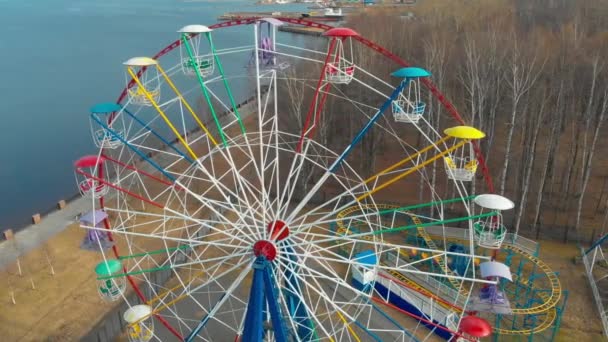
283, 246, 315, 340
371, 304, 419, 342
243, 259, 266, 341
186, 258, 288, 342
122, 108, 194, 163
243, 257, 288, 342
329, 78, 410, 173
585, 233, 608, 255
185, 293, 227, 342
261, 259, 288, 342
90, 114, 176, 182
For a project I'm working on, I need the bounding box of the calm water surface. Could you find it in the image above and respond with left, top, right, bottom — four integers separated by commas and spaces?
0, 0, 312, 229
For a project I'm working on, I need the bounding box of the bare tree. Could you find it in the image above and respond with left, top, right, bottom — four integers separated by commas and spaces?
499, 33, 545, 196
574, 82, 608, 237
561, 57, 603, 241
279, 67, 315, 196
422, 31, 449, 210
343, 0, 608, 242
514, 88, 546, 236
601, 199, 608, 236
532, 82, 565, 239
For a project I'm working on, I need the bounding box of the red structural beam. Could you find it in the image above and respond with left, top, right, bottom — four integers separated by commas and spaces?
102, 154, 174, 187
296, 38, 337, 153
76, 169, 164, 209
94, 163, 183, 340
371, 296, 474, 342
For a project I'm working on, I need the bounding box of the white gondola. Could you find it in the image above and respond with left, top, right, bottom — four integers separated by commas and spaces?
444, 150, 478, 181
124, 305, 154, 342
443, 126, 485, 182
178, 25, 215, 77
473, 194, 515, 249
94, 130, 124, 149
95, 259, 126, 302
391, 67, 431, 124
79, 210, 114, 252
123, 57, 161, 106
326, 59, 355, 84
392, 100, 426, 123
74, 155, 108, 199
78, 179, 108, 198
323, 28, 358, 84
90, 103, 124, 149
253, 18, 290, 71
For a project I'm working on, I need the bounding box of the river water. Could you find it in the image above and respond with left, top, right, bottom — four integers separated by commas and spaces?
0, 0, 313, 229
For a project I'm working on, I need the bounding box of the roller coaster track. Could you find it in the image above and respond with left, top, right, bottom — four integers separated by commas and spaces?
335, 205, 562, 336
501, 244, 562, 315
416, 228, 560, 335
411, 216, 470, 298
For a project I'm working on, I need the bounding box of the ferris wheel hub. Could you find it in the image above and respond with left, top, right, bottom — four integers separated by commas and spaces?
267, 220, 289, 241
253, 240, 277, 261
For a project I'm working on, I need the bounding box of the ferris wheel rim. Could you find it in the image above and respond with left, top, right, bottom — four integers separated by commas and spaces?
89, 17, 499, 341
113, 17, 495, 194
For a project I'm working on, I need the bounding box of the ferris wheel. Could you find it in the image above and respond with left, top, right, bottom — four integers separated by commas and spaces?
74, 18, 512, 342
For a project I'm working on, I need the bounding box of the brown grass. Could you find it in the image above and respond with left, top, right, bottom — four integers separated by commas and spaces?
0, 224, 116, 341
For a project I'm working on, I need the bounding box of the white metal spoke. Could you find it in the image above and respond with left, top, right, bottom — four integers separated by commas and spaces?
78, 21, 503, 342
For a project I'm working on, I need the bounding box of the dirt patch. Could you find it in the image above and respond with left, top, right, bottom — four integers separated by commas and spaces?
537, 240, 604, 341
0, 224, 118, 341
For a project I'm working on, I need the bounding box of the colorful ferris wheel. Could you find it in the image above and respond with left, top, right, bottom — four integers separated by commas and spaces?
72, 18, 532, 342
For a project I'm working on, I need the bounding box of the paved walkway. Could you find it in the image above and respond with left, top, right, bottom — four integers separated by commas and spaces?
0, 196, 92, 270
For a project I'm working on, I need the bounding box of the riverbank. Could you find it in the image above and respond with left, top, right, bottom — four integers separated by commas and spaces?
0, 93, 264, 341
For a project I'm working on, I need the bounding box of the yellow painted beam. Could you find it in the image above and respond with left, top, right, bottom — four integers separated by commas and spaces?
363, 135, 451, 185
147, 270, 206, 306
357, 139, 469, 202
336, 311, 361, 342
155, 64, 219, 147
127, 67, 201, 161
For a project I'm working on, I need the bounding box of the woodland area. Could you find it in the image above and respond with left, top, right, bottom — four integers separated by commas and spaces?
347, 0, 608, 243
277, 0, 608, 244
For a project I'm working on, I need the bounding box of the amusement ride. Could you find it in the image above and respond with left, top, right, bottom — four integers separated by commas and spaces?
74, 17, 566, 341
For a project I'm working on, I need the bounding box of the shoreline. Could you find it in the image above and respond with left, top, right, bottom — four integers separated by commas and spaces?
0, 90, 265, 269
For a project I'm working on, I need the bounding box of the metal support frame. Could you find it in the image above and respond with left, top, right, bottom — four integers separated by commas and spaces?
586, 233, 608, 256
283, 246, 315, 341
494, 248, 565, 341
242, 257, 288, 342
582, 244, 608, 338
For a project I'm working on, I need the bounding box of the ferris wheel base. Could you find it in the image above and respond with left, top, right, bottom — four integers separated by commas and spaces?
241, 257, 289, 342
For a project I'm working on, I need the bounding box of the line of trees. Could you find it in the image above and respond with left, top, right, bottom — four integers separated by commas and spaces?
343, 0, 608, 242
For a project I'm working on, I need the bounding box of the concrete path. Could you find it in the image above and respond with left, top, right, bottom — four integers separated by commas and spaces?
0, 196, 91, 269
